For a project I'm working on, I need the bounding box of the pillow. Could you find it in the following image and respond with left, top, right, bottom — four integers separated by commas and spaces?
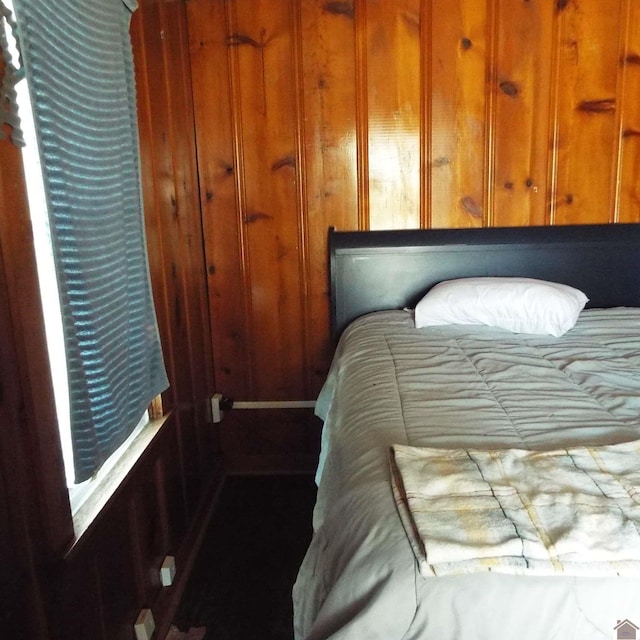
414, 277, 588, 337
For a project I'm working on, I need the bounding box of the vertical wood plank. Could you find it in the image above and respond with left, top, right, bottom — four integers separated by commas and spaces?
187, 0, 251, 401
156, 0, 210, 508
143, 0, 196, 405
160, 0, 215, 423
134, 0, 221, 517
491, 1, 554, 227
290, 0, 312, 397
132, 0, 222, 539
552, 0, 624, 224
355, 0, 371, 229
132, 0, 178, 409
229, 0, 306, 399
132, 0, 191, 530
483, 0, 498, 227
419, 0, 433, 228
55, 558, 104, 640
617, 0, 640, 222
429, 0, 489, 228
97, 504, 141, 640
300, 0, 359, 394
366, 0, 421, 230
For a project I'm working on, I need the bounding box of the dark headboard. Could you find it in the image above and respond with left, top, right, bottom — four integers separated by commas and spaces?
330, 223, 640, 340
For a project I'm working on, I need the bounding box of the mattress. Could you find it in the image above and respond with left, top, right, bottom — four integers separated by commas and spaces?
293, 308, 640, 640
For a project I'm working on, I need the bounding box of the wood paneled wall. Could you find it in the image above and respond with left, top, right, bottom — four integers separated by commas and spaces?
187, 0, 640, 408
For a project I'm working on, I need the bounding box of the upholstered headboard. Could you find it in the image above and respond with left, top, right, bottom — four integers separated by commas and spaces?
329, 223, 640, 340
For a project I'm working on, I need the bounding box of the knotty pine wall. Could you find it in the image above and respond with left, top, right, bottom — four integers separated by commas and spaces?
186, 0, 640, 435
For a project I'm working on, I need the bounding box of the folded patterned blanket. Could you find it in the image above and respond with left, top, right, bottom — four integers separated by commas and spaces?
390, 440, 640, 578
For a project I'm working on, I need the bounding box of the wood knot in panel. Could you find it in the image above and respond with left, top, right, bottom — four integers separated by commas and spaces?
245, 211, 273, 224
577, 99, 615, 114
401, 11, 420, 33
433, 156, 450, 168
323, 1, 354, 19
226, 33, 263, 48
271, 156, 296, 171
460, 196, 483, 219
499, 81, 519, 98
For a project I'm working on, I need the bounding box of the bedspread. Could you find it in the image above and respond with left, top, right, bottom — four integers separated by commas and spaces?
294, 308, 640, 640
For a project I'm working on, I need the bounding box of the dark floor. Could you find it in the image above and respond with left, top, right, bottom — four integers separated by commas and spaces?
172, 474, 317, 640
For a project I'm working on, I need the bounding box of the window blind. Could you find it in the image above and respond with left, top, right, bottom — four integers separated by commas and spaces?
10, 0, 169, 483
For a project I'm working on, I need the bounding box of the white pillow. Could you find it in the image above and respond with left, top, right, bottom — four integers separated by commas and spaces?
414, 277, 588, 337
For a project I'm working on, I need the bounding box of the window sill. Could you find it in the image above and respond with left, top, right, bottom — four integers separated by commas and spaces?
69, 412, 171, 545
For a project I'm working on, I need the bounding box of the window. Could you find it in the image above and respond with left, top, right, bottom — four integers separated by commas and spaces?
1, 0, 169, 528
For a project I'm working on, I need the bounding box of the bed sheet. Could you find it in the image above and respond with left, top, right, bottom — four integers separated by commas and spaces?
293, 308, 640, 640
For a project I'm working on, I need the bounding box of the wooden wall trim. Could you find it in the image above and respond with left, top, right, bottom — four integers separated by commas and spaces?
611, 0, 633, 222
420, 0, 432, 229
546, 3, 563, 226
355, 0, 370, 230
619, 0, 640, 222
291, 0, 313, 398
483, 0, 499, 227
132, 4, 177, 407
225, 0, 256, 397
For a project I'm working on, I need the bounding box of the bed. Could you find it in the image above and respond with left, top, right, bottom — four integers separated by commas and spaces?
293, 223, 640, 640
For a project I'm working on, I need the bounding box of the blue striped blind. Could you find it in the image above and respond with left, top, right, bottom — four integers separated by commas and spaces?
12, 0, 168, 483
